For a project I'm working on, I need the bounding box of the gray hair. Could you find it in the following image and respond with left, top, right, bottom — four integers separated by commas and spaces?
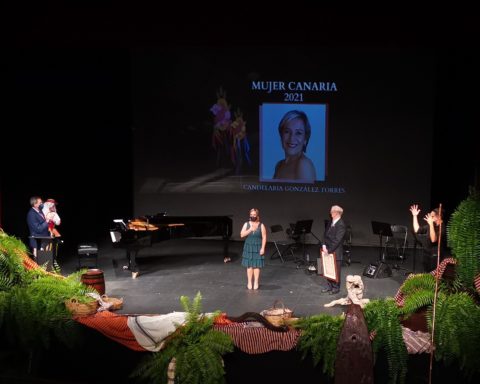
30, 196, 41, 207
331, 205, 343, 215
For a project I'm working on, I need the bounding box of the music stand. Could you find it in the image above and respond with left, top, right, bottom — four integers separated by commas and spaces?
289, 220, 314, 267
371, 221, 393, 262
361, 221, 394, 279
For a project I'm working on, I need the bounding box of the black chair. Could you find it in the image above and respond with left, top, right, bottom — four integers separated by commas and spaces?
270, 225, 295, 263
77, 243, 99, 269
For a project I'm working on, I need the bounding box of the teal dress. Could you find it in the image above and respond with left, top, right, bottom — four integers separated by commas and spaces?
241, 222, 265, 268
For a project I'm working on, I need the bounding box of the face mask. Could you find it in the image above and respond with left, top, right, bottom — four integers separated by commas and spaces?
39, 204, 44, 210
250, 216, 257, 222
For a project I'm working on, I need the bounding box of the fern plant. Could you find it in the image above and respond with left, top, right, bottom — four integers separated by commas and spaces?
132, 292, 233, 384
0, 232, 96, 351
0, 233, 28, 290
363, 299, 408, 384
398, 273, 435, 316
447, 189, 480, 289
2, 271, 95, 350
294, 313, 344, 377
427, 292, 480, 380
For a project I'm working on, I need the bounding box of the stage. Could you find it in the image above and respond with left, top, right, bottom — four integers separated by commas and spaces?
4, 238, 474, 384
59, 239, 416, 317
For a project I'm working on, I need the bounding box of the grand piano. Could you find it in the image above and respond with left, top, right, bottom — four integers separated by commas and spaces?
110, 213, 233, 277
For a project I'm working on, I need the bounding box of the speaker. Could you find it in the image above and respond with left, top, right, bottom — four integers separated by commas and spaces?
363, 261, 392, 279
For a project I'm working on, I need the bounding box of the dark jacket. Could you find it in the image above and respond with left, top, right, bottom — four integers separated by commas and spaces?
26, 208, 49, 248
323, 218, 346, 261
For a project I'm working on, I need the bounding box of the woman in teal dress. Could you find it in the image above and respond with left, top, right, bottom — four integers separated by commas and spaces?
240, 208, 267, 290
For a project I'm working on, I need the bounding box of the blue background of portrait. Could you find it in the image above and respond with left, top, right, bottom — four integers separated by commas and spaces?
260, 103, 327, 182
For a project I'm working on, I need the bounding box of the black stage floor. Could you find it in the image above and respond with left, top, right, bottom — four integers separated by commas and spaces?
59, 239, 419, 318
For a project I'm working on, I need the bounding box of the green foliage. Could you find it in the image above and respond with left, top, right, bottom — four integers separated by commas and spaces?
0, 291, 8, 329
29, 270, 97, 303
400, 273, 435, 295
0, 253, 18, 291
447, 191, 480, 288
0, 231, 29, 259
364, 299, 408, 384
1, 271, 94, 350
401, 202, 480, 378
400, 289, 434, 317
0, 232, 95, 351
398, 274, 435, 316
427, 292, 480, 379
294, 314, 344, 377
0, 234, 28, 291
132, 292, 234, 384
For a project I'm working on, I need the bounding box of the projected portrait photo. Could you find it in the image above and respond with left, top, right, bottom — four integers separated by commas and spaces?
260, 103, 327, 183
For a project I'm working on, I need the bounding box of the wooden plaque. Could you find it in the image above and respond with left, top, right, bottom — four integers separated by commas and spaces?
321, 251, 339, 282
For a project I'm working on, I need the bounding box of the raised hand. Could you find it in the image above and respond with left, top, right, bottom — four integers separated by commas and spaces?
424, 212, 434, 225
409, 204, 421, 216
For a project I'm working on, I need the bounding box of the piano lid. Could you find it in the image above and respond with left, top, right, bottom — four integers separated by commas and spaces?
128, 219, 159, 231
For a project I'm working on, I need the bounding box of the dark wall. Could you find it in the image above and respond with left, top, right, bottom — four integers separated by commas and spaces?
4, 14, 478, 250
4, 49, 132, 250
431, 46, 478, 216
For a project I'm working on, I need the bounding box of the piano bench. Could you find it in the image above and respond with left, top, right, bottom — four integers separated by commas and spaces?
78, 243, 99, 269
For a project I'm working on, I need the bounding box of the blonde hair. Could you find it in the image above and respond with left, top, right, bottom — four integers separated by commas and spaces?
250, 208, 260, 221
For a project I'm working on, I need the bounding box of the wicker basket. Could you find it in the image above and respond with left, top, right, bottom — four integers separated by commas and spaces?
262, 300, 293, 326
65, 298, 98, 316
283, 317, 300, 326
101, 294, 124, 310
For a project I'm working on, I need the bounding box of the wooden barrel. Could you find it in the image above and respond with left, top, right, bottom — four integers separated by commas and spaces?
81, 269, 105, 295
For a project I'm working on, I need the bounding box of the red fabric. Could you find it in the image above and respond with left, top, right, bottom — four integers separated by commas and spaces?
213, 313, 233, 325
22, 252, 40, 270
214, 322, 300, 354
74, 311, 146, 351
402, 326, 432, 354
431, 257, 457, 279
475, 273, 480, 294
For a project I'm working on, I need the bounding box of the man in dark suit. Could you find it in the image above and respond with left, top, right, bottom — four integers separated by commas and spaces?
321, 205, 346, 294
26, 196, 50, 258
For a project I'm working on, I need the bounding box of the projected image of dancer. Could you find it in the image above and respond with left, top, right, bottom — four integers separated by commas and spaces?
273, 110, 316, 183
